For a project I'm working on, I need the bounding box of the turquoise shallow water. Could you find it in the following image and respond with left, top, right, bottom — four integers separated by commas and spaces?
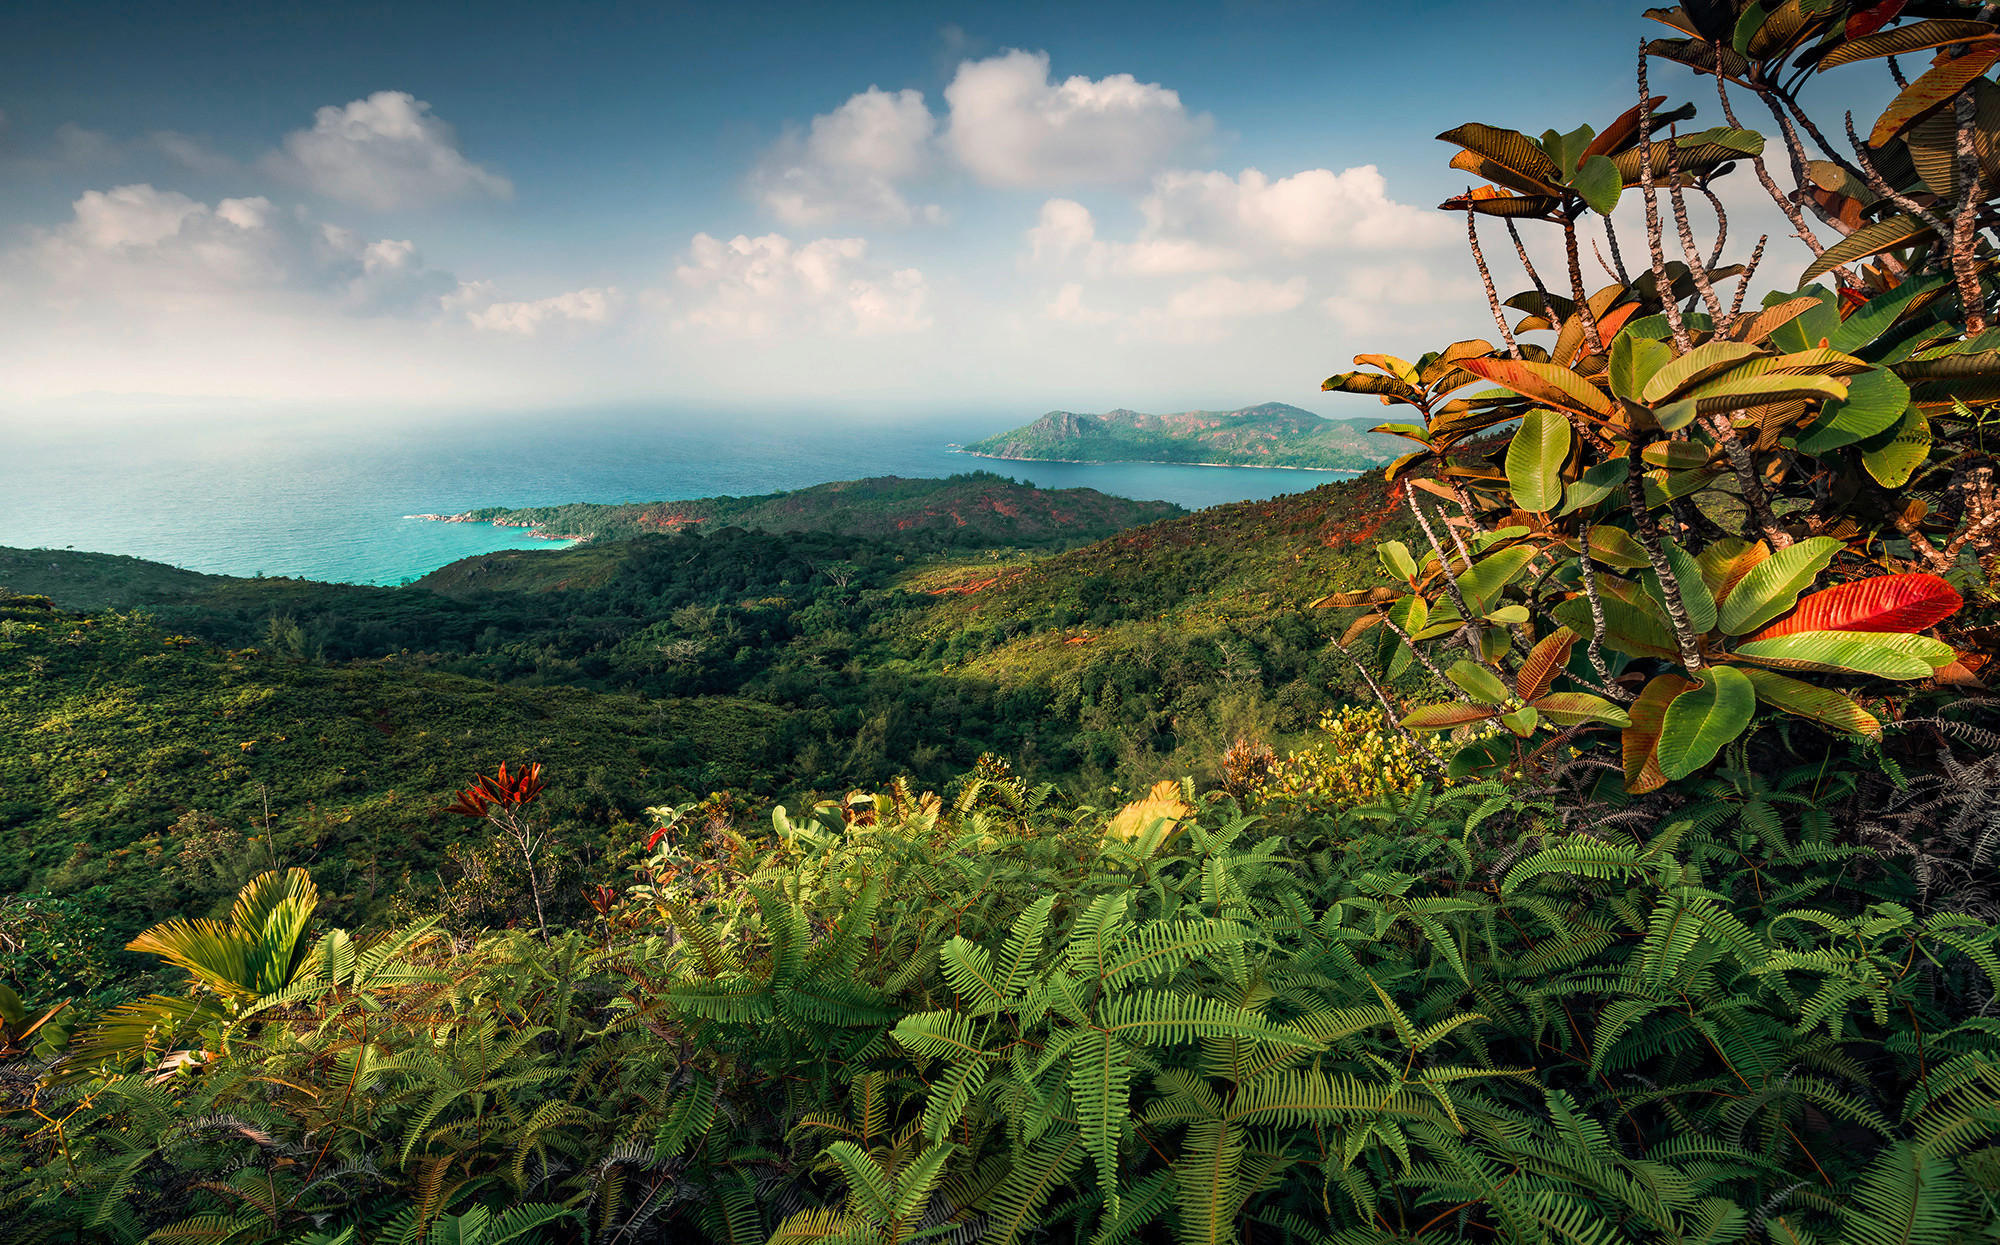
1, 408, 1358, 586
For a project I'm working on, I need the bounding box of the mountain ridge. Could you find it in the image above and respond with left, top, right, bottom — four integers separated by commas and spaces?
961, 402, 1404, 470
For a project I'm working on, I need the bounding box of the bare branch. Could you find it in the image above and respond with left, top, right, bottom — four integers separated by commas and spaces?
1715, 69, 1826, 254
1467, 207, 1523, 359
1666, 131, 1728, 324
1505, 218, 1562, 324
1730, 235, 1768, 321
1952, 90, 1989, 333
1625, 439, 1706, 672
1638, 49, 1693, 352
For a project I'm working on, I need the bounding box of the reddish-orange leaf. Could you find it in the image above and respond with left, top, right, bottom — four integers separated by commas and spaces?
1583, 96, 1668, 160
1517, 627, 1577, 702
1747, 573, 1963, 642
1847, 0, 1908, 39
1594, 302, 1641, 342
1458, 357, 1614, 419
1622, 673, 1692, 796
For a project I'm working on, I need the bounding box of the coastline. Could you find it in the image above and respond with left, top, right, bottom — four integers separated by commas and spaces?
406, 513, 590, 544
950, 449, 1365, 474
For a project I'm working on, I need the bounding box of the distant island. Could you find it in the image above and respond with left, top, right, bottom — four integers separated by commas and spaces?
960, 402, 1405, 470
417, 472, 1183, 550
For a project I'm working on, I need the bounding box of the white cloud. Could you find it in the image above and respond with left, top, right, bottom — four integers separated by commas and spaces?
1025, 197, 1237, 276
752, 87, 940, 226
1164, 274, 1306, 319
1027, 198, 1097, 265
1045, 282, 1116, 325
944, 50, 1207, 188
467, 286, 620, 334
267, 91, 511, 210
23, 183, 456, 312
1321, 261, 1479, 331
1139, 165, 1449, 257
672, 232, 928, 336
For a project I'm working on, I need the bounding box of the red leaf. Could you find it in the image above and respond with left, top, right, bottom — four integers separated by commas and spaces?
1846, 1, 1908, 40
1747, 573, 1963, 642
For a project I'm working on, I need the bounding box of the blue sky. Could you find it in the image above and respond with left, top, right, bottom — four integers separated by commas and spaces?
0, 1, 1832, 419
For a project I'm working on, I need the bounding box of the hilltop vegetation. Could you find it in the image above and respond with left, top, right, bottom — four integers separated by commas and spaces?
0, 474, 1400, 958
439, 471, 1183, 546
962, 401, 1405, 469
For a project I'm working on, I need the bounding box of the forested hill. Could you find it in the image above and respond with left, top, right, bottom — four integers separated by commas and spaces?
435, 471, 1183, 547
0, 470, 1404, 947
961, 401, 1406, 469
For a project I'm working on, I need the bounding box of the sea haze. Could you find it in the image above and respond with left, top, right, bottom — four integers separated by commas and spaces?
1, 408, 1358, 585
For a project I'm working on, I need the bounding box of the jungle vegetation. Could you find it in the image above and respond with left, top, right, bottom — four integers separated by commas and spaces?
8, 2, 2000, 1241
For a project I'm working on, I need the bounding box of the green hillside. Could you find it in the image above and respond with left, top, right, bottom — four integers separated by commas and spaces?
433, 471, 1183, 547
0, 472, 1405, 953
962, 401, 1405, 469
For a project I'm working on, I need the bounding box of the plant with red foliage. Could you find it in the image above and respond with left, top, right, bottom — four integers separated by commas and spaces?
443, 762, 553, 942
443, 762, 546, 819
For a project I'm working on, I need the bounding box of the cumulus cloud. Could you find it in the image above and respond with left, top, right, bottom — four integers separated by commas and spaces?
1139, 165, 1449, 256
944, 50, 1208, 187
466, 286, 620, 334
1163, 274, 1306, 319
752, 87, 941, 226
267, 91, 511, 210
1045, 282, 1116, 325
1321, 261, 1479, 329
21, 182, 456, 312
1025, 197, 1237, 276
672, 232, 928, 336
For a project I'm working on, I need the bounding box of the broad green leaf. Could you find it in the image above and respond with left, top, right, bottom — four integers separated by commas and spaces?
1559, 458, 1632, 515
1456, 545, 1537, 615
1827, 276, 1947, 355
1654, 398, 1702, 432
1795, 369, 1911, 452
1553, 594, 1679, 662
1676, 126, 1763, 157
1640, 342, 1764, 404
1663, 538, 1716, 634
1732, 2, 1773, 55
1609, 332, 1673, 402
1385, 593, 1426, 680
1499, 705, 1540, 737
1534, 692, 1632, 728
1803, 214, 1937, 283
1577, 524, 1649, 569
1657, 666, 1756, 780
1572, 153, 1623, 216
1739, 667, 1882, 737
1731, 630, 1954, 678
1447, 660, 1512, 706
1378, 541, 1419, 582
1624, 311, 1717, 341
1765, 286, 1840, 352
1448, 735, 1513, 779
1642, 440, 1714, 470
1506, 408, 1570, 512
1860, 404, 1930, 487
1683, 371, 1848, 414
1715, 536, 1841, 636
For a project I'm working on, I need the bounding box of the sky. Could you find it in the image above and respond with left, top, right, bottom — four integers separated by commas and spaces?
0, 1, 1862, 422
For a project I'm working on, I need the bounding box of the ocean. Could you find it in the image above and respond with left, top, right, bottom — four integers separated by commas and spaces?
2, 408, 1358, 586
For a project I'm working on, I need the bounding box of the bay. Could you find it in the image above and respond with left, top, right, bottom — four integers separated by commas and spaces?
0, 407, 1357, 586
